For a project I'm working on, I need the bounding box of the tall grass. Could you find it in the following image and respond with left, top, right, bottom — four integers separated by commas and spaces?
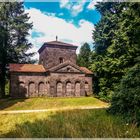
0, 109, 140, 138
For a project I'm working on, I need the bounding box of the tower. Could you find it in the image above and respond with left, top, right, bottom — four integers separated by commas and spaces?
38, 39, 78, 69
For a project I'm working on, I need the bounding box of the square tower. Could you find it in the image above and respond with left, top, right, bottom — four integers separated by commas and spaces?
38, 40, 78, 69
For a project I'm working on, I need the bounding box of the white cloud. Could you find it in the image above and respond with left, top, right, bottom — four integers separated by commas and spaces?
60, 0, 86, 16
60, 0, 71, 9
87, 0, 104, 10
26, 8, 94, 60
44, 12, 56, 16
87, 1, 97, 10
71, 1, 86, 16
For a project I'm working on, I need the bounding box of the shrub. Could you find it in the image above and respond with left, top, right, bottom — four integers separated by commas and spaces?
108, 64, 140, 125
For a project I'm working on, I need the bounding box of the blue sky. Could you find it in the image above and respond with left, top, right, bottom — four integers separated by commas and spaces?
24, 1, 101, 59
24, 2, 101, 25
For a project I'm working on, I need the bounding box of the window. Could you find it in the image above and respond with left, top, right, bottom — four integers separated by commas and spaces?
59, 57, 64, 63
67, 67, 71, 72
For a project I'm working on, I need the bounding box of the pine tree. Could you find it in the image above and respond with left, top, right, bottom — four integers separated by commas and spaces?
108, 3, 140, 124
91, 2, 140, 101
109, 63, 140, 124
0, 2, 35, 97
77, 43, 91, 68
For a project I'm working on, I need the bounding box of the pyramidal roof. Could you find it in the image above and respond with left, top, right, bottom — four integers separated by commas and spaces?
38, 40, 78, 53
45, 41, 77, 47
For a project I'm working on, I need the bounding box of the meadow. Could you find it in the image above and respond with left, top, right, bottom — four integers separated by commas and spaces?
0, 97, 108, 110
0, 109, 140, 138
0, 97, 140, 138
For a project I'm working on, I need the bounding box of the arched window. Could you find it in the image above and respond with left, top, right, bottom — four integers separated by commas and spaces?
59, 57, 64, 63
57, 82, 63, 96
28, 82, 35, 96
75, 82, 80, 96
66, 81, 72, 96
38, 82, 45, 96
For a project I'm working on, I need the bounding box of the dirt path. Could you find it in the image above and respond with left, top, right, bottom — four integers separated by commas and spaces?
0, 106, 109, 115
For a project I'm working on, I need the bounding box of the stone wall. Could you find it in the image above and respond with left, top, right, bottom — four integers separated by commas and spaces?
10, 72, 49, 98
39, 45, 77, 69
10, 72, 93, 98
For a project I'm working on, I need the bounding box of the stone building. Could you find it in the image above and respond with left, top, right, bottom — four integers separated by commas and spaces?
9, 39, 93, 98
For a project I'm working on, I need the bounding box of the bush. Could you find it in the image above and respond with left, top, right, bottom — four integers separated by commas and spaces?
108, 64, 140, 125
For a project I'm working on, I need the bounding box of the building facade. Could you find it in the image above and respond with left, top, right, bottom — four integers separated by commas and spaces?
10, 40, 93, 98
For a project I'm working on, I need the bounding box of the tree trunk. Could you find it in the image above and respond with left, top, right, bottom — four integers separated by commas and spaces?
0, 5, 8, 98
0, 63, 6, 98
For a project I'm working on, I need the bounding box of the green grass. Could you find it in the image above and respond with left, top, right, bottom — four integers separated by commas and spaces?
0, 97, 108, 110
0, 109, 140, 138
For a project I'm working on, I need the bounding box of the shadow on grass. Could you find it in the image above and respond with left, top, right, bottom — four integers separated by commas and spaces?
2, 109, 140, 138
0, 83, 28, 110
0, 98, 26, 110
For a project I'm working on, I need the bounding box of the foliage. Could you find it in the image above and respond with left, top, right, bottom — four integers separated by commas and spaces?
0, 109, 140, 138
0, 2, 35, 97
108, 64, 140, 125
90, 3, 140, 101
77, 43, 91, 68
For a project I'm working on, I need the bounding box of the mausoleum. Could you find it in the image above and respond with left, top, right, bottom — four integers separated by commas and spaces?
9, 38, 93, 98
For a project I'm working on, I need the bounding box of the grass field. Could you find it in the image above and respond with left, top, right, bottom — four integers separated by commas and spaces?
0, 97, 108, 110
0, 97, 139, 138
0, 109, 140, 138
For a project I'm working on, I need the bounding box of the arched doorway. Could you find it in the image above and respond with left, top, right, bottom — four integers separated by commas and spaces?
85, 82, 89, 96
75, 82, 80, 96
28, 82, 35, 97
57, 82, 63, 96
18, 82, 26, 97
38, 82, 45, 96
66, 82, 72, 96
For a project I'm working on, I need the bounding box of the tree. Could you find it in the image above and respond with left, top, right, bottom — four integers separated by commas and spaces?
108, 63, 140, 125
90, 2, 140, 101
77, 43, 91, 68
0, 2, 35, 97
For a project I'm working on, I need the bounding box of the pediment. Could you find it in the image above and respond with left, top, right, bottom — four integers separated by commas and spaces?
49, 61, 84, 73
56, 65, 82, 73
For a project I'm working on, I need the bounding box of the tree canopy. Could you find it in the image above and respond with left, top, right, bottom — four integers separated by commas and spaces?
109, 63, 140, 125
0, 2, 35, 97
90, 2, 140, 124
77, 43, 91, 68
91, 2, 140, 101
